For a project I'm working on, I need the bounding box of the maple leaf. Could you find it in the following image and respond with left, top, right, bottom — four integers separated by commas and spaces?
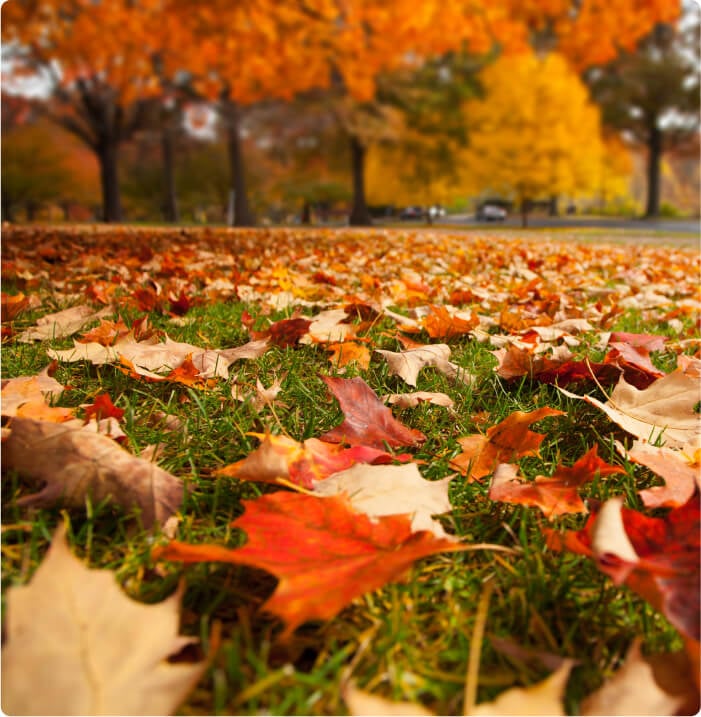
488, 446, 626, 518
1, 525, 206, 716
248, 316, 311, 347
327, 341, 371, 371
1, 291, 30, 321
17, 304, 111, 343
3, 417, 183, 528
300, 308, 357, 344
580, 638, 699, 716
422, 304, 478, 339
319, 375, 426, 449
559, 369, 701, 449
215, 433, 404, 489
545, 495, 700, 642
450, 407, 565, 481
1, 364, 66, 417
608, 331, 668, 352
617, 439, 701, 509
82, 392, 125, 423
343, 660, 575, 716
311, 462, 454, 537
77, 317, 131, 346
375, 343, 472, 387
385, 391, 454, 409
155, 491, 466, 639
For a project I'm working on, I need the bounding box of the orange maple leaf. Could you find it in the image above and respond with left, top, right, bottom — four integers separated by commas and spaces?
450, 407, 564, 481
422, 305, 478, 339
154, 491, 465, 639
488, 446, 626, 518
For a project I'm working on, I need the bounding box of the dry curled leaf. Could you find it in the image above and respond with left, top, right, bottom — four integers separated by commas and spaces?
3, 417, 183, 527
1, 524, 206, 716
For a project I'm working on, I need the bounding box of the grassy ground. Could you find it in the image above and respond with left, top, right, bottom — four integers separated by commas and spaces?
1, 225, 698, 715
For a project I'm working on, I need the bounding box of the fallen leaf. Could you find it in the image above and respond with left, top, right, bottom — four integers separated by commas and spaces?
1, 365, 67, 417
17, 304, 111, 343
450, 407, 564, 481
385, 391, 454, 409
375, 343, 470, 387
216, 433, 405, 489
342, 661, 574, 716
311, 462, 454, 537
301, 308, 356, 344
1, 524, 206, 716
472, 660, 574, 715
327, 341, 372, 370
3, 417, 183, 528
154, 491, 466, 639
320, 375, 426, 449
545, 495, 700, 642
559, 370, 701, 449
82, 393, 125, 423
1, 291, 30, 321
616, 439, 701, 508
488, 446, 626, 518
422, 304, 478, 339
580, 638, 696, 716
343, 683, 433, 715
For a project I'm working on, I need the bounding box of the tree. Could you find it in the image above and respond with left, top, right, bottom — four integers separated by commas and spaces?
460, 51, 605, 226
584, 16, 700, 217
2, 2, 167, 222
2, 117, 99, 221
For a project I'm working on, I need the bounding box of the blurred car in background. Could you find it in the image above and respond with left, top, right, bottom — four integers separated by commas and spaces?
476, 204, 507, 221
428, 204, 446, 220
399, 205, 425, 220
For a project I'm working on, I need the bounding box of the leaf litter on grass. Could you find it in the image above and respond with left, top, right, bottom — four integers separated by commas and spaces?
1, 225, 700, 715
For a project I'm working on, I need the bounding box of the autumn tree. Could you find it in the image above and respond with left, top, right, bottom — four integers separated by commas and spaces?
460, 52, 605, 226
584, 16, 700, 217
1, 2, 170, 222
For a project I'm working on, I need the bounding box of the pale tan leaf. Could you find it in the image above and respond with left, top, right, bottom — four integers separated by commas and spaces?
386, 391, 454, 409
1, 366, 66, 416
17, 305, 111, 343
300, 308, 356, 344
471, 660, 574, 715
312, 462, 454, 538
343, 683, 434, 716
581, 639, 689, 716
559, 370, 701, 448
3, 417, 182, 527
376, 344, 471, 387
1, 524, 206, 716
590, 497, 639, 564
48, 340, 121, 365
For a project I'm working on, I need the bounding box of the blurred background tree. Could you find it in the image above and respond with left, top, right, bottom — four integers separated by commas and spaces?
584, 15, 700, 217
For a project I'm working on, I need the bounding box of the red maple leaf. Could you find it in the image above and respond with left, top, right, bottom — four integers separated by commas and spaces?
154, 491, 464, 638
488, 446, 626, 517
319, 375, 426, 449
545, 494, 700, 643
83, 393, 125, 423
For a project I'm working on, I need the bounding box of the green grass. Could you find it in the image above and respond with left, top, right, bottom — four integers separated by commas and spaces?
1, 225, 697, 715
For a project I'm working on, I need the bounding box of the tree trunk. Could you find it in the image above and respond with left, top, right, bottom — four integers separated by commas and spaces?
96, 140, 123, 223
548, 195, 559, 216
348, 135, 372, 226
521, 198, 530, 228
161, 124, 179, 223
644, 124, 662, 218
222, 98, 255, 227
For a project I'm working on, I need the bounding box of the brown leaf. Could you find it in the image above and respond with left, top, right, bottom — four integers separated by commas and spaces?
376, 343, 471, 387
1, 524, 206, 716
17, 304, 111, 343
3, 417, 182, 527
1, 366, 68, 417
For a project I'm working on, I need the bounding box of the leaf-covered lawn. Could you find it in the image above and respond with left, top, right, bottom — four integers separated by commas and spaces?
2, 225, 699, 715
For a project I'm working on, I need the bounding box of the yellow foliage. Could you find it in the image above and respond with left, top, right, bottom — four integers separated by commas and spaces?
460, 51, 605, 205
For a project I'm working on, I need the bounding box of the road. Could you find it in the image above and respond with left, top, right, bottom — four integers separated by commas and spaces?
442, 213, 700, 236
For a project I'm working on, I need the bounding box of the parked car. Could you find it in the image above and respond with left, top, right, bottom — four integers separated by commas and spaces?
399, 205, 425, 220
427, 204, 446, 220
476, 204, 507, 221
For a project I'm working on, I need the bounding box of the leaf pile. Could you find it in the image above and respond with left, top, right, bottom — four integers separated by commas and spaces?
2, 226, 699, 715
